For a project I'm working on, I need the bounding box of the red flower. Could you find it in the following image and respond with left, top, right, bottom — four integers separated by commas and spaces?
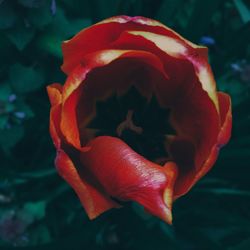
47, 16, 232, 224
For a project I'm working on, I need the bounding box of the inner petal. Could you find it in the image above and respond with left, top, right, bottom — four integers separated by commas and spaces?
85, 86, 175, 164
74, 58, 178, 164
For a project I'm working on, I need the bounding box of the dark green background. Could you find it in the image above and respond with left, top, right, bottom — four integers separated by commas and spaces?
0, 0, 250, 249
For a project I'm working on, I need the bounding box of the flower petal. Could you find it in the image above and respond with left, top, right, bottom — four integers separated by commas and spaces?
47, 83, 62, 106
60, 16, 158, 74
49, 104, 62, 149
111, 30, 198, 106
216, 92, 232, 146
193, 92, 232, 182
55, 149, 119, 219
61, 15, 218, 109
47, 83, 63, 148
61, 15, 197, 75
60, 49, 169, 149
171, 76, 220, 166
119, 30, 218, 110
173, 92, 232, 198
48, 83, 118, 219
80, 136, 178, 224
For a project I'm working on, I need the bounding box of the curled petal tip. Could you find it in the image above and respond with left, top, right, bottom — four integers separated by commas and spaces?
47, 83, 62, 106
55, 149, 119, 220
80, 136, 178, 223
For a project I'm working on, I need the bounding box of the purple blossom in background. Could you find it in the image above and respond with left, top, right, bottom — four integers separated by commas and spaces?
230, 59, 250, 83
241, 65, 250, 83
51, 0, 56, 16
0, 211, 26, 242
8, 94, 17, 103
14, 112, 26, 119
231, 63, 243, 73
199, 36, 215, 46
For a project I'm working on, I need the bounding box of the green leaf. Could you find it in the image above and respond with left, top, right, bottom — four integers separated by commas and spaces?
0, 2, 17, 29
228, 238, 250, 250
6, 24, 35, 50
194, 188, 250, 197
27, 2, 53, 28
37, 8, 91, 57
38, 35, 62, 58
49, 8, 91, 37
87, 0, 120, 22
0, 115, 8, 130
18, 0, 45, 8
156, 0, 183, 26
18, 168, 56, 179
0, 83, 11, 101
29, 225, 51, 245
0, 126, 24, 151
234, 0, 250, 24
9, 63, 45, 94
22, 201, 46, 221
69, 18, 92, 36
4, 102, 15, 113
185, 0, 222, 41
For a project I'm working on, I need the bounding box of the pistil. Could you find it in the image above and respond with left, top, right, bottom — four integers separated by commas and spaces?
116, 110, 143, 137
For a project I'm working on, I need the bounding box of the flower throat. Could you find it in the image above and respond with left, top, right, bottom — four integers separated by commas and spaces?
86, 87, 175, 164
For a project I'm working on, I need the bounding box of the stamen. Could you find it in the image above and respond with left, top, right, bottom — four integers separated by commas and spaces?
116, 110, 143, 137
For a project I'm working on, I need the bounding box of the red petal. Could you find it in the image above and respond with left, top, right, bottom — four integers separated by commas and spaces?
49, 104, 62, 149
61, 16, 201, 74
61, 15, 218, 109
170, 81, 219, 197
111, 31, 199, 107
61, 16, 170, 75
194, 93, 232, 180
47, 83, 62, 106
173, 92, 232, 198
47, 83, 63, 148
47, 83, 118, 219
113, 30, 218, 110
55, 149, 119, 219
80, 136, 178, 224
216, 92, 232, 146
60, 49, 168, 148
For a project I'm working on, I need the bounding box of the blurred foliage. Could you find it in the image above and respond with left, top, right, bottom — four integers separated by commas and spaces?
0, 0, 250, 249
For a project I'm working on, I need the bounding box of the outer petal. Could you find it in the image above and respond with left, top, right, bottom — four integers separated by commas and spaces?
216, 92, 232, 146
47, 84, 119, 219
170, 80, 219, 196
62, 15, 200, 75
117, 30, 218, 110
47, 84, 63, 148
80, 136, 178, 224
49, 104, 62, 149
55, 149, 119, 219
61, 16, 171, 75
173, 92, 232, 198
61, 15, 218, 109
194, 92, 232, 181
170, 78, 220, 168
47, 83, 62, 106
110, 30, 200, 106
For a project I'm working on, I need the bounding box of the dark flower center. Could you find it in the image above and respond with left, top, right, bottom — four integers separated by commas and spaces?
86, 87, 175, 164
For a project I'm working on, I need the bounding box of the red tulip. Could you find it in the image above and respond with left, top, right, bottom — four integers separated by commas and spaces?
47, 16, 232, 224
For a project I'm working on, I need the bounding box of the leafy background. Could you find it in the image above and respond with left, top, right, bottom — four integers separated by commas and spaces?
0, 0, 250, 249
